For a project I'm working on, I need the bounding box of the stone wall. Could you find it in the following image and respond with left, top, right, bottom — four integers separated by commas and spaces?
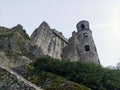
62, 31, 80, 61
30, 21, 68, 59
30, 21, 100, 64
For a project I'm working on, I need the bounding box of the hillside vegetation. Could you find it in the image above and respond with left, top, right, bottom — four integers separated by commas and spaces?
26, 56, 120, 90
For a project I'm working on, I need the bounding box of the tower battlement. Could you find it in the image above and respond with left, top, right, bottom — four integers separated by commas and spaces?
52, 29, 68, 43
76, 20, 91, 32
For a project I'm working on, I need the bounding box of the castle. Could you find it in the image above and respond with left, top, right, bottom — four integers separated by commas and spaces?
30, 20, 100, 64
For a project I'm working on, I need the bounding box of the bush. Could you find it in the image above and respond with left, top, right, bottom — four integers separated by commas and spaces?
29, 56, 120, 90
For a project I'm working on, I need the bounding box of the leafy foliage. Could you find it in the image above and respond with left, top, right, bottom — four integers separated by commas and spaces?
26, 65, 91, 90
116, 62, 120, 70
28, 56, 120, 90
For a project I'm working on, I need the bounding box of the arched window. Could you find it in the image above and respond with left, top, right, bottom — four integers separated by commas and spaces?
81, 24, 85, 29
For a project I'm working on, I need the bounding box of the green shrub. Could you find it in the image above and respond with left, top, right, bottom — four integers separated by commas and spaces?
0, 76, 3, 82
28, 56, 120, 90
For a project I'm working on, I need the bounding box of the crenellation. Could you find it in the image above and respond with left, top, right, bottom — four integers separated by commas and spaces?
52, 29, 68, 43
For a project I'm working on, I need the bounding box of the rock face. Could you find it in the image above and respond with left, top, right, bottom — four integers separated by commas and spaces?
0, 65, 42, 90
0, 25, 31, 68
0, 25, 43, 68
30, 21, 68, 59
62, 21, 100, 64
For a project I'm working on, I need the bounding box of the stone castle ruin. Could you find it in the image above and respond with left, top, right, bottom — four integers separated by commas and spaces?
30, 20, 100, 64
30, 21, 68, 59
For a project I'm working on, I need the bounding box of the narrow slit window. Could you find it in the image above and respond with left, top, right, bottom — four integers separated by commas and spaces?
83, 33, 88, 37
84, 45, 90, 51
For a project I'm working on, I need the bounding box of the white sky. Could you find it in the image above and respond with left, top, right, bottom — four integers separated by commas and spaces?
0, 0, 120, 67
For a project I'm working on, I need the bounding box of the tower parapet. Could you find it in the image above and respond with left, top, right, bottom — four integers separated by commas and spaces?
52, 29, 68, 43
76, 20, 90, 31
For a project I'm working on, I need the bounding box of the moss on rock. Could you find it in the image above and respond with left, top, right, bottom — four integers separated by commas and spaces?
26, 67, 91, 90
0, 76, 3, 82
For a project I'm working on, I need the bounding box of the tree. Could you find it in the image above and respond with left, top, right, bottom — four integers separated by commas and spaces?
116, 62, 120, 70
106, 65, 116, 69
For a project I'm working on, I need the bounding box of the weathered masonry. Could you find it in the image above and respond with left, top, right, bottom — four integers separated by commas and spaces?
62, 21, 100, 64
30, 21, 68, 59
31, 20, 100, 64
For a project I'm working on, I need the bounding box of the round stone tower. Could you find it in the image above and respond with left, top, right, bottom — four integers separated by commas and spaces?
76, 20, 100, 64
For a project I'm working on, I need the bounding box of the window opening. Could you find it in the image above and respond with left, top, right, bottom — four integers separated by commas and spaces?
81, 24, 85, 29
84, 45, 90, 51
83, 33, 88, 37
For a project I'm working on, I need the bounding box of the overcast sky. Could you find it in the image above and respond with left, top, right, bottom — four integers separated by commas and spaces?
0, 0, 120, 67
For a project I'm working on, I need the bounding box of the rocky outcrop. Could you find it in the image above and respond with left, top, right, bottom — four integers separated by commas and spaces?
0, 25, 43, 68
0, 25, 32, 68
25, 42, 43, 58
30, 21, 68, 59
0, 51, 32, 68
0, 65, 42, 90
